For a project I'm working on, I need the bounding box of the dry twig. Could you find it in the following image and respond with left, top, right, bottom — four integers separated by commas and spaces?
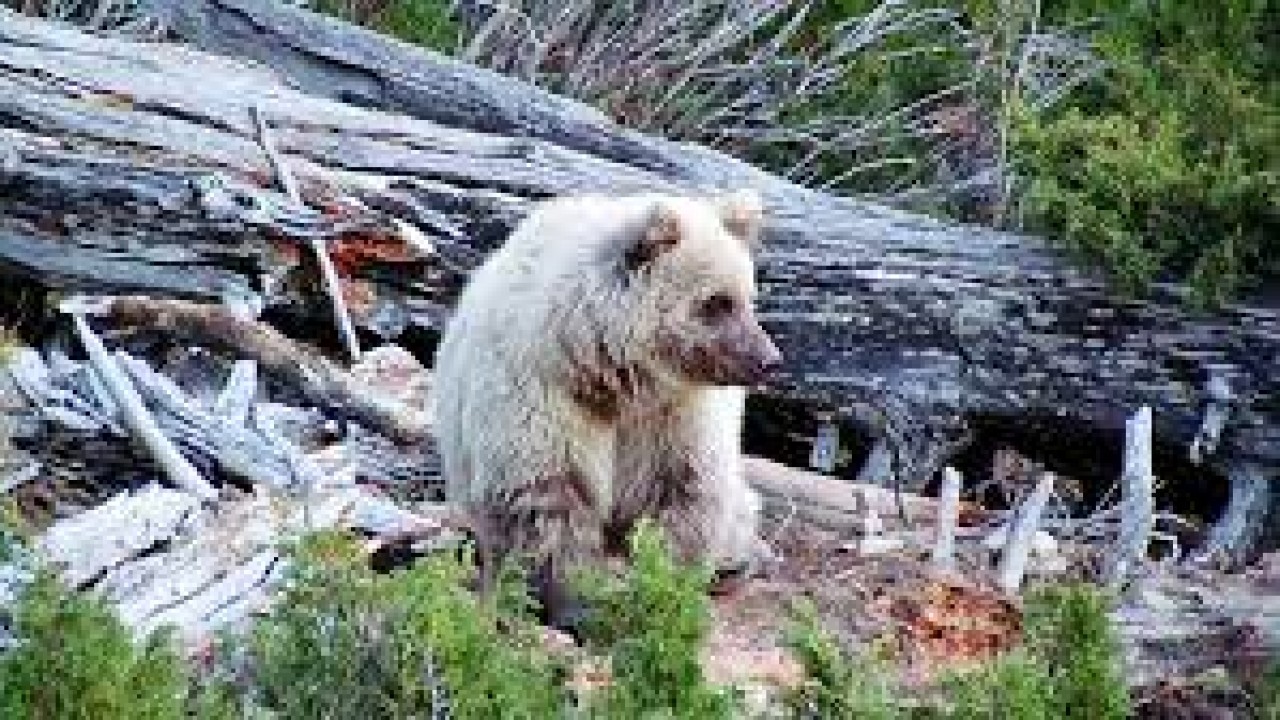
250, 104, 362, 364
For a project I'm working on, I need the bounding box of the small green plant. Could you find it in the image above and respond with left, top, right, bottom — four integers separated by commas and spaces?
782, 598, 901, 720
782, 582, 1131, 719
577, 519, 740, 719
222, 529, 565, 720
939, 650, 1054, 720
0, 570, 190, 720
1022, 583, 1130, 720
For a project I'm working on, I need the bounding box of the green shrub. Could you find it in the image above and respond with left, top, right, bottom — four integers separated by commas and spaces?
0, 571, 190, 720
1022, 583, 1130, 720
230, 529, 566, 720
1254, 657, 1280, 720
782, 598, 901, 720
1014, 71, 1278, 305
1013, 0, 1279, 305
940, 650, 1055, 720
576, 519, 740, 719
310, 0, 459, 53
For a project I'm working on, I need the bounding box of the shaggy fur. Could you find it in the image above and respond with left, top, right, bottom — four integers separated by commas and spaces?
431, 191, 781, 623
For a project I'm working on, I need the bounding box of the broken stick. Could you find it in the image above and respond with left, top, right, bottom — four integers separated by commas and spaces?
69, 311, 219, 502
1107, 406, 1154, 585
250, 104, 362, 364
930, 466, 963, 573
998, 471, 1054, 593
105, 296, 430, 444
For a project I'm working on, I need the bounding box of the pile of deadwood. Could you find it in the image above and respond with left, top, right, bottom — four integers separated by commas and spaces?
1, 0, 1278, 704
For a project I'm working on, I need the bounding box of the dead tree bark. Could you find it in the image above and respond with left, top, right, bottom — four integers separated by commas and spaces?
0, 5, 1277, 558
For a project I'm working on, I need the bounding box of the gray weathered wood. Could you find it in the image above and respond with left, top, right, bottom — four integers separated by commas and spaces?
930, 466, 963, 573
70, 313, 220, 501
37, 484, 203, 588
1107, 406, 1155, 585
998, 472, 1054, 593
0, 6, 1277, 555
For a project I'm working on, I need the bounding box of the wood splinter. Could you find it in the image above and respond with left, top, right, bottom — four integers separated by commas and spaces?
250, 103, 362, 364
998, 471, 1054, 593
930, 466, 963, 573
1107, 406, 1155, 586
67, 306, 219, 502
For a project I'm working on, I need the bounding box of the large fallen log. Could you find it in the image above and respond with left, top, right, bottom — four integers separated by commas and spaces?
0, 6, 1277, 558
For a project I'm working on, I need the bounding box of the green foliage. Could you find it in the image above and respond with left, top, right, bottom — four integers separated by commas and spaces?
940, 650, 1055, 720
0, 571, 190, 720
215, 524, 746, 719
783, 599, 901, 720
784, 582, 1131, 719
234, 529, 565, 720
310, 0, 459, 53
1022, 583, 1130, 720
0, 524, 1142, 720
577, 519, 740, 719
1013, 0, 1279, 305
1253, 658, 1280, 720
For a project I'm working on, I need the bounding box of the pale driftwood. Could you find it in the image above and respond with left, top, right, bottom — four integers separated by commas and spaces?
744, 456, 984, 532
105, 296, 430, 443
37, 484, 202, 587
1190, 373, 1233, 465
930, 466, 963, 573
1, 6, 1278, 555
70, 312, 220, 502
998, 472, 1055, 593
1108, 406, 1154, 585
1199, 463, 1273, 564
213, 359, 258, 424
855, 438, 894, 486
808, 414, 839, 473
41, 482, 459, 642
6, 342, 324, 494
115, 350, 325, 492
1113, 573, 1280, 687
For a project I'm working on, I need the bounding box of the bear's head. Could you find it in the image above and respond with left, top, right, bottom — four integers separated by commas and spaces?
621, 190, 783, 388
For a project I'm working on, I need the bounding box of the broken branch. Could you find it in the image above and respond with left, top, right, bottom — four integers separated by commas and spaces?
250, 104, 362, 364
998, 471, 1054, 593
69, 311, 219, 502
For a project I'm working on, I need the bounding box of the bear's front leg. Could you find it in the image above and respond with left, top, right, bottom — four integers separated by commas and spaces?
477, 469, 605, 636
651, 464, 763, 578
643, 387, 768, 579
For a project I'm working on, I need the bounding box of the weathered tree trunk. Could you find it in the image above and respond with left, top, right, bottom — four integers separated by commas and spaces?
0, 4, 1277, 558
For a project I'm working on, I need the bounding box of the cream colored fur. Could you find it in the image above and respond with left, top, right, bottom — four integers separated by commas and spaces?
431, 192, 767, 581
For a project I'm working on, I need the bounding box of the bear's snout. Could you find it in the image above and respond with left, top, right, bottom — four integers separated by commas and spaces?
711, 321, 784, 386
741, 327, 784, 383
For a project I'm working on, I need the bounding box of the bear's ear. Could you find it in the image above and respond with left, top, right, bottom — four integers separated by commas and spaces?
624, 201, 683, 270
716, 189, 764, 247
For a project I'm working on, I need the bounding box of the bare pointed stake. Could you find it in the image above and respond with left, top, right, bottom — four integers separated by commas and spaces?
1107, 405, 1154, 585
998, 471, 1054, 594
931, 466, 963, 573
250, 104, 361, 363
70, 312, 219, 503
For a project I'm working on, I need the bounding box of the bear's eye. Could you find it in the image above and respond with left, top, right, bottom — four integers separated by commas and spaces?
699, 292, 736, 322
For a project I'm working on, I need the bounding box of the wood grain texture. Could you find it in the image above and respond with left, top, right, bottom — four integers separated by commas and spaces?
1, 4, 1276, 554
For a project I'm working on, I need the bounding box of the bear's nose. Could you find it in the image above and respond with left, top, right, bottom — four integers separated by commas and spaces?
757, 337, 784, 376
